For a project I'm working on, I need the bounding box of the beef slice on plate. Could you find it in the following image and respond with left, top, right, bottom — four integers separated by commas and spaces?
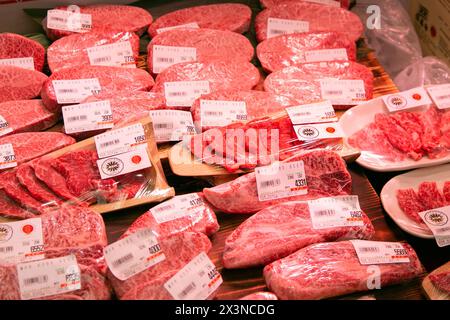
0, 33, 45, 71
190, 90, 296, 132
148, 3, 251, 37
396, 188, 427, 225
440, 110, 450, 149
122, 193, 219, 239
0, 66, 47, 103
202, 150, 352, 214
421, 106, 448, 159
44, 4, 153, 40
0, 100, 58, 136
255, 2, 363, 42
223, 201, 375, 269
240, 292, 278, 300
257, 31, 357, 73
260, 0, 350, 9
147, 28, 254, 74
429, 271, 450, 293
417, 182, 447, 210
444, 182, 450, 203
108, 232, 212, 299
47, 30, 140, 73
391, 111, 425, 155
264, 61, 374, 110
264, 241, 424, 300
41, 65, 155, 113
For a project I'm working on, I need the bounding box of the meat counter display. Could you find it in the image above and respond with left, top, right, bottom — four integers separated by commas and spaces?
0, 0, 448, 305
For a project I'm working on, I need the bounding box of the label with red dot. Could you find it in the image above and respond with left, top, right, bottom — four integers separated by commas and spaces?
293, 122, 345, 141
383, 87, 432, 112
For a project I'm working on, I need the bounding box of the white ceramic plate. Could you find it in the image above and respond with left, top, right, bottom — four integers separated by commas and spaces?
339, 97, 450, 172
380, 164, 450, 239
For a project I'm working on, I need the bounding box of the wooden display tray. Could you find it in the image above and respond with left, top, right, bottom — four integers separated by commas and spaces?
422, 262, 450, 300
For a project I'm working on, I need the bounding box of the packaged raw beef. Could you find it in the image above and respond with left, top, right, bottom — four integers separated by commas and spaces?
0, 100, 58, 137
429, 270, 450, 294
190, 90, 296, 132
147, 28, 254, 74
122, 193, 219, 239
257, 32, 357, 73
255, 2, 363, 42
0, 66, 47, 103
41, 65, 154, 113
148, 3, 251, 37
264, 241, 424, 300
47, 30, 140, 73
259, 0, 350, 9
264, 61, 374, 110
202, 150, 352, 214
44, 4, 153, 40
223, 196, 375, 269
240, 292, 278, 300
0, 33, 46, 71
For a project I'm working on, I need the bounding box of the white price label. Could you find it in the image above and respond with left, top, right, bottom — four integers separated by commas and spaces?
62, 100, 114, 134
152, 45, 197, 74
419, 206, 450, 247
97, 143, 152, 179
156, 22, 200, 34
52, 78, 102, 104
255, 160, 308, 202
304, 0, 340, 7
87, 41, 136, 68
0, 143, 17, 170
383, 87, 433, 112
0, 57, 35, 70
350, 240, 411, 265
0, 218, 44, 263
294, 122, 344, 140
47, 9, 92, 33
304, 48, 348, 63
164, 252, 222, 300
320, 79, 366, 105
149, 110, 196, 142
0, 115, 12, 137
104, 228, 165, 281
17, 255, 81, 300
94, 123, 146, 159
426, 84, 450, 110
267, 17, 309, 39
200, 100, 248, 127
150, 193, 205, 224
308, 195, 365, 229
164, 81, 211, 107
286, 100, 337, 125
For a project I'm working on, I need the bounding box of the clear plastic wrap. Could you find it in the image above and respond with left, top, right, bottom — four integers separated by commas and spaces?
259, 0, 350, 9
240, 292, 278, 300
223, 199, 375, 269
0, 65, 47, 103
202, 149, 353, 214
147, 3, 251, 38
257, 31, 357, 73
429, 268, 450, 294
47, 30, 140, 73
263, 241, 424, 300
0, 33, 46, 71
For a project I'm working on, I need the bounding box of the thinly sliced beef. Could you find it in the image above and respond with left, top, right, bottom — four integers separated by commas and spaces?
430, 271, 450, 293
396, 189, 426, 224
444, 182, 450, 203
418, 182, 447, 210
421, 106, 447, 159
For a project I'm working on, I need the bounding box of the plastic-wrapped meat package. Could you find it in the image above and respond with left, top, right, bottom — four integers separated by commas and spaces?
0, 33, 46, 71
190, 90, 296, 132
255, 2, 362, 42
44, 4, 153, 40
108, 232, 212, 300
122, 193, 219, 239
223, 199, 375, 269
203, 150, 352, 214
47, 30, 140, 73
240, 292, 278, 300
259, 0, 350, 9
147, 29, 254, 74
147, 3, 251, 37
429, 270, 450, 294
264, 241, 424, 300
0, 66, 47, 103
257, 32, 357, 73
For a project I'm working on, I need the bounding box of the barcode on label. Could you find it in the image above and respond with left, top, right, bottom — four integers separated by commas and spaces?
93, 57, 111, 63
204, 111, 223, 116
359, 247, 380, 253
67, 115, 88, 122
154, 123, 174, 129
437, 94, 450, 100
156, 57, 175, 63
100, 139, 120, 148
154, 204, 176, 213
58, 89, 77, 93
168, 92, 188, 97
112, 253, 134, 268
179, 282, 197, 298
260, 179, 281, 188
0, 246, 13, 253
325, 90, 343, 95
270, 29, 286, 35
24, 275, 49, 286
314, 209, 336, 217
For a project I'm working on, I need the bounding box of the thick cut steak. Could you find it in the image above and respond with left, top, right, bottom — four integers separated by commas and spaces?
0, 66, 47, 103
264, 62, 374, 109
0, 132, 75, 165
47, 31, 140, 73
264, 241, 424, 300
223, 201, 374, 269
148, 3, 251, 37
45, 4, 152, 40
255, 2, 363, 42
190, 90, 295, 132
0, 190, 34, 219
0, 33, 45, 71
41, 65, 154, 113
240, 292, 278, 300
260, 0, 350, 9
0, 100, 58, 136
108, 232, 212, 299
257, 32, 356, 73
147, 28, 254, 74
203, 150, 352, 214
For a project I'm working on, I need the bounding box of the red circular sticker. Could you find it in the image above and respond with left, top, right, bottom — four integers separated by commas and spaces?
412, 93, 422, 100
326, 127, 336, 134
131, 155, 142, 164
22, 225, 33, 234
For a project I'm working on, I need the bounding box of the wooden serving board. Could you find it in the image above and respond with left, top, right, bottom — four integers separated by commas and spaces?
422, 262, 450, 300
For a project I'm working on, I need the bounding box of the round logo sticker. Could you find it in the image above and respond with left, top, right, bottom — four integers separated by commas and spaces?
22, 224, 34, 235
101, 158, 124, 176
0, 224, 13, 242
297, 126, 319, 139
424, 211, 448, 226
387, 95, 407, 110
